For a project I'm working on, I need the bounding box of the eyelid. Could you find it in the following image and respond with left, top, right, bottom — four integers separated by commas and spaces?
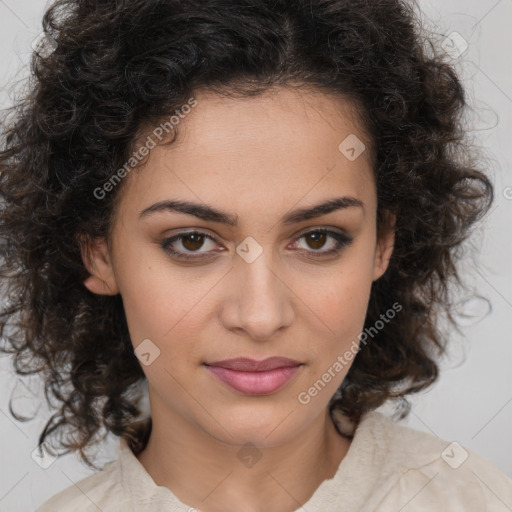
160, 226, 352, 261
293, 224, 349, 238
161, 225, 349, 246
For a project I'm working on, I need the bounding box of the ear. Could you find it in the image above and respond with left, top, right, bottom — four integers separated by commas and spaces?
79, 234, 119, 295
372, 212, 396, 282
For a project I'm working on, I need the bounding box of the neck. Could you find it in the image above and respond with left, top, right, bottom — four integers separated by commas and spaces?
136, 396, 351, 512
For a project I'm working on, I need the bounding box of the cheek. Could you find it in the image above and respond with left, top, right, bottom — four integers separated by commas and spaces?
114, 248, 218, 355
111, 244, 173, 337
298, 266, 374, 403
304, 281, 370, 397
314, 257, 375, 344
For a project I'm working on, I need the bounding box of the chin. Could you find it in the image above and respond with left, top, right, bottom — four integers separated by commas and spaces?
202, 407, 305, 448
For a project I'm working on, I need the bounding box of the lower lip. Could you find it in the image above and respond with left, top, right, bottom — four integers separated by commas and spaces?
204, 365, 302, 395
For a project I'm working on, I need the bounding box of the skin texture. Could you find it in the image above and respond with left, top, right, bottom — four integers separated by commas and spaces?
81, 87, 395, 512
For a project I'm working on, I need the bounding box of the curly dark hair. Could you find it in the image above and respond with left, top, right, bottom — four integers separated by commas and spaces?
0, 0, 493, 469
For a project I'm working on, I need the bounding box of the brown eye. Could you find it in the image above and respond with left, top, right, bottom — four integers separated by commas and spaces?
291, 228, 353, 258
304, 231, 328, 250
161, 231, 219, 260
161, 228, 352, 263
181, 233, 206, 251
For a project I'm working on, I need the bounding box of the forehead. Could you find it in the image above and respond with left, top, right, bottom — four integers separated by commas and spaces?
117, 87, 375, 224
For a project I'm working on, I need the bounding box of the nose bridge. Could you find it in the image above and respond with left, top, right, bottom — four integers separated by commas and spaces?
223, 239, 293, 339
240, 245, 279, 301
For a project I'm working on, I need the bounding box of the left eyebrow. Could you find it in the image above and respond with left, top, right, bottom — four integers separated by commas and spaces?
138, 196, 365, 226
281, 196, 364, 224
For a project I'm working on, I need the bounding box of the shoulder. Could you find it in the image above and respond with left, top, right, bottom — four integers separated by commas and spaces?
348, 410, 512, 511
34, 458, 127, 512
35, 436, 182, 512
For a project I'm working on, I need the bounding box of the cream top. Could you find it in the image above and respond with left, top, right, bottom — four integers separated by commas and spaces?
35, 409, 512, 511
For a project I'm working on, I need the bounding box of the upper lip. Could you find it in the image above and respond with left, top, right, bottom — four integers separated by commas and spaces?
204, 357, 301, 372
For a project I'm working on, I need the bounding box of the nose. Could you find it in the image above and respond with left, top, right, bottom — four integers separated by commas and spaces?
218, 247, 294, 342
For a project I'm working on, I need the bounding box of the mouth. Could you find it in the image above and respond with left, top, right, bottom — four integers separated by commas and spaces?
203, 357, 303, 395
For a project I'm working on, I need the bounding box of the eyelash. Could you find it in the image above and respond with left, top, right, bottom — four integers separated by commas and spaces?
160, 228, 353, 262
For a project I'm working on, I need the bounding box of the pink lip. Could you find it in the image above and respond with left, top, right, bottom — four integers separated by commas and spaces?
206, 357, 301, 372
204, 357, 302, 395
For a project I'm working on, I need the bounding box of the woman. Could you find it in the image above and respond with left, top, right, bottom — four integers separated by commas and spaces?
1, 0, 511, 510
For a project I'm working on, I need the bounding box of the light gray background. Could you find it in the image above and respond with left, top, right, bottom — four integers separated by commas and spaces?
0, 1, 511, 510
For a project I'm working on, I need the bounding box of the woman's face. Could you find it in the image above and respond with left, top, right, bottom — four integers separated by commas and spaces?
83, 87, 394, 447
